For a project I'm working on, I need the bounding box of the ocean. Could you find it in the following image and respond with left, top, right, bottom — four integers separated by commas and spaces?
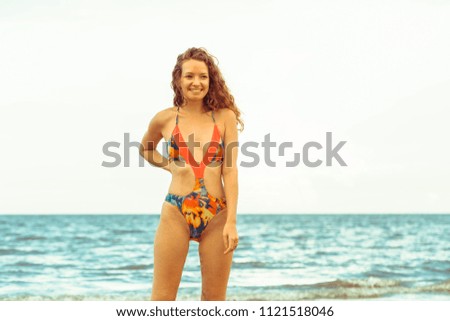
1, 214, 449, 300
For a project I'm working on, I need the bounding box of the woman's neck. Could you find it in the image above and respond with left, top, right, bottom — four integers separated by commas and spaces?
182, 100, 205, 114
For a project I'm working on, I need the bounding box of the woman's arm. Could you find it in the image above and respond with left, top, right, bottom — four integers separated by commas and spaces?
222, 108, 239, 254
140, 110, 171, 172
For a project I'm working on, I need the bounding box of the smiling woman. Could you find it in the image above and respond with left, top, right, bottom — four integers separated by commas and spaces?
180, 60, 210, 99
139, 47, 244, 301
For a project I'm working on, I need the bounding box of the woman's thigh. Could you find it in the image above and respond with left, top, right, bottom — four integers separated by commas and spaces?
151, 202, 190, 301
198, 209, 234, 301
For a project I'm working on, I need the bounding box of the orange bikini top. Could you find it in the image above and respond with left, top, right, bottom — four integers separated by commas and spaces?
167, 107, 224, 178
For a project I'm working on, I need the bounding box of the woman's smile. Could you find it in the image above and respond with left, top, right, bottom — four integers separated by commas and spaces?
179, 59, 210, 102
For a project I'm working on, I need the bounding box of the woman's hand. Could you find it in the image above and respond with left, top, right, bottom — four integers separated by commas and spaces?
223, 222, 239, 255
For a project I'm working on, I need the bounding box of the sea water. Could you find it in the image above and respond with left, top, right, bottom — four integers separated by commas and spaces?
1, 214, 449, 300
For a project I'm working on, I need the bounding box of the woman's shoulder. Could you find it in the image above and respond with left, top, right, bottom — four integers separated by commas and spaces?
149, 106, 177, 125
214, 107, 236, 121
215, 108, 237, 128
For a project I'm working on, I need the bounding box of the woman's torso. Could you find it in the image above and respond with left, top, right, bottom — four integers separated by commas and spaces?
161, 107, 226, 199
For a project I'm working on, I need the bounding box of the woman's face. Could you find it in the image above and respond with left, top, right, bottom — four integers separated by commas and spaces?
179, 59, 209, 103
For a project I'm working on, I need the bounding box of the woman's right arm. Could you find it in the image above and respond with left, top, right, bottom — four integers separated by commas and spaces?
139, 111, 171, 172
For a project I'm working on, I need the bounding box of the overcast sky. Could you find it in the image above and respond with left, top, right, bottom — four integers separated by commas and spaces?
1, 0, 449, 214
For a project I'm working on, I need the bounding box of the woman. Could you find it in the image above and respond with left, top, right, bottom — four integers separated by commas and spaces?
140, 47, 243, 301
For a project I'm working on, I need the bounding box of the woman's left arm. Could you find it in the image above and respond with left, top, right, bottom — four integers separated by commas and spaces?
222, 109, 239, 254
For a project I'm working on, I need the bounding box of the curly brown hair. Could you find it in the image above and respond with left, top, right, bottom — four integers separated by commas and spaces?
171, 47, 244, 131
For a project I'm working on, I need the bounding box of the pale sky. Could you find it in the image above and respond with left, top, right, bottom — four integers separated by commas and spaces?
1, 0, 449, 214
